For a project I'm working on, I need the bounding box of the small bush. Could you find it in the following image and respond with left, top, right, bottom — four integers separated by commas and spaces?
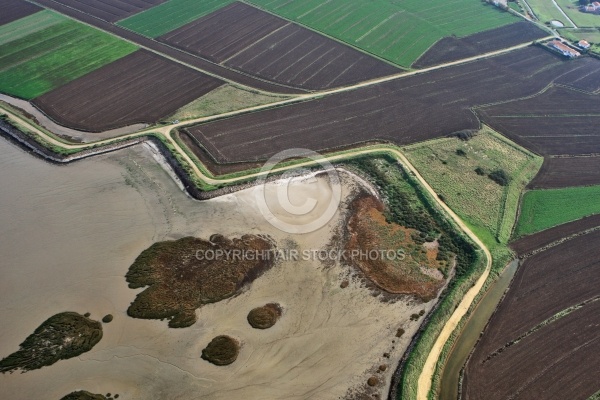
367, 376, 379, 386
488, 169, 510, 186
102, 314, 113, 323
247, 303, 282, 329
475, 167, 486, 176
456, 149, 467, 157
201, 335, 239, 366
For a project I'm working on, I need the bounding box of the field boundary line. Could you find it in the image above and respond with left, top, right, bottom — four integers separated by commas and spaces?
242, 0, 404, 69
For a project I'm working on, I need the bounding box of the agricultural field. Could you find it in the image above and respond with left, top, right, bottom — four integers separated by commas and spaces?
28, 0, 306, 94
555, 0, 600, 27
167, 85, 290, 122
0, 0, 42, 26
413, 22, 548, 68
117, 0, 234, 37
478, 86, 600, 156
33, 50, 223, 132
248, 0, 518, 67
525, 0, 575, 26
514, 185, 600, 236
0, 11, 137, 99
50, 0, 168, 23
404, 127, 542, 246
510, 213, 600, 255
158, 2, 399, 90
555, 57, 600, 93
561, 28, 600, 45
185, 46, 592, 164
528, 156, 600, 188
462, 229, 600, 400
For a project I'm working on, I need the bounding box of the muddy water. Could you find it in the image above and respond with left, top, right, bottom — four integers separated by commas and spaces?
0, 138, 436, 400
438, 260, 519, 400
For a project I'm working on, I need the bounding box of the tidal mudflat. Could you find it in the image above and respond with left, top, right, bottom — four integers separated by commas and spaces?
0, 138, 441, 399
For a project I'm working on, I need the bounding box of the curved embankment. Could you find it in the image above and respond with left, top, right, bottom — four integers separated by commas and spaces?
1, 101, 491, 400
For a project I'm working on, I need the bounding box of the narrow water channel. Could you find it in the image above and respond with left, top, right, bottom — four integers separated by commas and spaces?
438, 259, 519, 399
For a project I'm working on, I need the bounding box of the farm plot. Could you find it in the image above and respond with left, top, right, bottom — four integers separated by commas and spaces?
158, 2, 399, 90
0, 0, 42, 27
510, 213, 600, 255
185, 46, 590, 164
32, 50, 223, 132
478, 86, 600, 155
32, 0, 305, 94
555, 56, 600, 93
555, 0, 600, 27
0, 13, 137, 99
462, 230, 600, 400
247, 0, 518, 67
525, 0, 574, 26
528, 156, 600, 188
50, 0, 168, 23
413, 22, 548, 68
514, 185, 600, 236
118, 0, 233, 37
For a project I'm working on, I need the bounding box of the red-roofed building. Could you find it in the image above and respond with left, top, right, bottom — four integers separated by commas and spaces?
578, 40, 591, 49
548, 40, 581, 58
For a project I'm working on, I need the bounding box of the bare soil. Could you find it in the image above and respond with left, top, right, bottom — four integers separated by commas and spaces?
528, 156, 600, 188
159, 2, 399, 90
187, 47, 596, 163
33, 50, 223, 132
0, 0, 42, 26
413, 22, 548, 68
462, 230, 600, 400
49, 0, 168, 23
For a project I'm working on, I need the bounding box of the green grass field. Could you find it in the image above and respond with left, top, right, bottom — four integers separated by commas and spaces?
555, 0, 600, 27
405, 127, 542, 247
0, 12, 137, 99
561, 28, 600, 43
514, 185, 600, 237
248, 0, 518, 67
525, 0, 574, 26
0, 10, 64, 45
118, 0, 234, 37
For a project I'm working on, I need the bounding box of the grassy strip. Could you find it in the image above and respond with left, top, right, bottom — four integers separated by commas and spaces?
165, 85, 290, 122
0, 13, 137, 99
0, 10, 64, 45
588, 389, 600, 400
427, 245, 513, 400
404, 127, 542, 245
515, 185, 600, 237
117, 0, 234, 37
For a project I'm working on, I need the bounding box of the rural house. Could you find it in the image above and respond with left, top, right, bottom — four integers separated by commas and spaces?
548, 40, 581, 58
578, 40, 591, 49
581, 1, 600, 13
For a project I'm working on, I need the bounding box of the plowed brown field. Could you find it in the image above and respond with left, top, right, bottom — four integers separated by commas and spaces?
187, 47, 596, 163
158, 2, 399, 90
33, 50, 223, 132
49, 0, 167, 23
463, 230, 600, 400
